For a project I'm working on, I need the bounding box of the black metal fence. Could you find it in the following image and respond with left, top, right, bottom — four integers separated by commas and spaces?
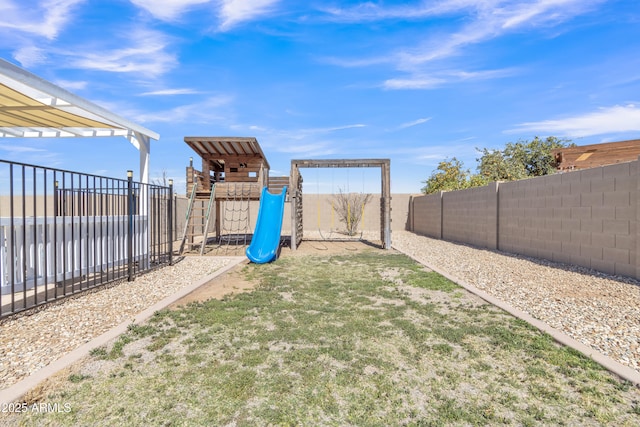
0, 159, 174, 319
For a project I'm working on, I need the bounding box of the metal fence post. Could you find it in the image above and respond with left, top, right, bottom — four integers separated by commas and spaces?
127, 170, 134, 282
168, 179, 174, 265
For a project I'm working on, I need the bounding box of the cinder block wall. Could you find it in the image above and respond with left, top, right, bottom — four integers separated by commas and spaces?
499, 161, 637, 278
410, 192, 442, 238
442, 183, 498, 249
409, 159, 640, 279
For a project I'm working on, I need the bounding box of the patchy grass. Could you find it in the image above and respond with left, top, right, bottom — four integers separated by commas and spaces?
6, 250, 640, 426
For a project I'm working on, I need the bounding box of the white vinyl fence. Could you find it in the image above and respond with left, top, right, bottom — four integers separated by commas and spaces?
0, 215, 148, 294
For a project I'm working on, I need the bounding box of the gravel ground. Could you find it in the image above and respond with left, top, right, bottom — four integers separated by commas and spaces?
0, 256, 231, 391
1, 230, 639, 395
391, 230, 640, 375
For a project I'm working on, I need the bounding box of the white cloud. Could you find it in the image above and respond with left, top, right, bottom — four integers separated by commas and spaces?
130, 0, 210, 21
12, 45, 47, 67
130, 0, 281, 30
302, 124, 366, 133
393, 138, 480, 167
217, 0, 281, 31
54, 79, 88, 91
325, 0, 604, 89
0, 144, 47, 153
139, 88, 201, 96
398, 117, 432, 129
68, 29, 176, 77
324, 0, 601, 29
320, 0, 472, 22
274, 141, 336, 155
133, 95, 235, 123
258, 123, 367, 142
383, 68, 516, 90
0, 0, 85, 39
228, 122, 367, 158
383, 76, 445, 90
396, 0, 602, 69
507, 104, 640, 137
0, 143, 60, 166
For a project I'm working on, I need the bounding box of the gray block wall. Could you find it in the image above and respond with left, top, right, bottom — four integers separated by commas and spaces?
409, 158, 640, 280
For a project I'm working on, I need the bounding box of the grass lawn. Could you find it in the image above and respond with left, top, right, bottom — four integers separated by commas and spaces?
5, 249, 640, 426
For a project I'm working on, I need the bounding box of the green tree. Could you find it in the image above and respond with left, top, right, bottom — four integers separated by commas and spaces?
476, 147, 527, 182
477, 136, 571, 182
421, 157, 471, 194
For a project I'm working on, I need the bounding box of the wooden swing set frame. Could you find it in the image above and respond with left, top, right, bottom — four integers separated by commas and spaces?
289, 159, 391, 250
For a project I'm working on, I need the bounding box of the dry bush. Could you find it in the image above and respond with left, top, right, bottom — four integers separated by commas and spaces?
331, 189, 372, 236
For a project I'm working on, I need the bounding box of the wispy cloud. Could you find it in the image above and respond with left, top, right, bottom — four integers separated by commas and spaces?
506, 104, 640, 137
139, 88, 201, 96
394, 137, 480, 167
217, 0, 281, 31
324, 0, 603, 89
130, 0, 282, 30
130, 0, 210, 21
384, 76, 446, 90
403, 0, 602, 65
324, 0, 601, 30
133, 95, 235, 123
398, 117, 432, 129
229, 122, 367, 157
54, 79, 89, 91
255, 123, 366, 142
274, 141, 338, 156
0, 0, 85, 39
0, 143, 60, 166
301, 124, 366, 134
12, 45, 49, 67
383, 67, 516, 89
0, 144, 48, 153
67, 29, 176, 77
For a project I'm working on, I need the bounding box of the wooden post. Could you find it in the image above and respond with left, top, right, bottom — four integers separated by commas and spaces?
381, 159, 391, 249
290, 163, 298, 250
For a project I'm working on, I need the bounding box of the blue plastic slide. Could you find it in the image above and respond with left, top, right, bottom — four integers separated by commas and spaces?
246, 186, 288, 264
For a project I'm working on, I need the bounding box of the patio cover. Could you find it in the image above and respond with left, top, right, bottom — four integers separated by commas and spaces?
0, 58, 159, 183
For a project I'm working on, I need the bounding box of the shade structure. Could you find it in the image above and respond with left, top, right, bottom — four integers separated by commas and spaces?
184, 136, 270, 170
0, 58, 159, 183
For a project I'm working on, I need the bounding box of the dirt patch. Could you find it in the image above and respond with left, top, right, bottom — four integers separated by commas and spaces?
168, 260, 255, 308
282, 239, 385, 257
169, 241, 384, 307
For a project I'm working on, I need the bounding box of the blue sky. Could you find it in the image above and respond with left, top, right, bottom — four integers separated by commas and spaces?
0, 0, 639, 193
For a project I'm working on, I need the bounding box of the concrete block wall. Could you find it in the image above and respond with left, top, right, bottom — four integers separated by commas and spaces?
411, 184, 499, 248
443, 183, 499, 249
410, 192, 442, 238
409, 159, 640, 280
498, 161, 637, 277
498, 175, 555, 260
